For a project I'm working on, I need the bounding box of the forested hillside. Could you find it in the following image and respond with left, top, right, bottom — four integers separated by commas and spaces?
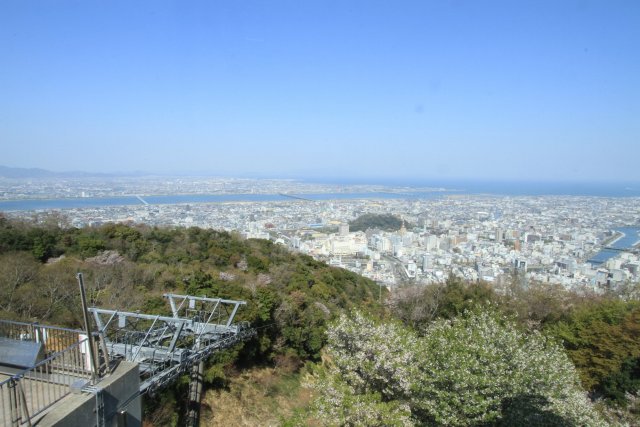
0, 214, 383, 424
1, 213, 639, 425
299, 279, 640, 426
348, 213, 407, 232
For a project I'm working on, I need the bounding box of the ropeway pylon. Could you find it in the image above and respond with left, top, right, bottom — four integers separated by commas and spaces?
89, 293, 255, 395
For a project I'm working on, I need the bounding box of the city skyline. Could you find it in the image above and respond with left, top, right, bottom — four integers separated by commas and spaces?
1, 1, 639, 181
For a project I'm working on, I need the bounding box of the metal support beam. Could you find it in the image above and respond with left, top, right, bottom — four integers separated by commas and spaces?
78, 273, 100, 383
226, 304, 241, 327
87, 293, 254, 396
167, 322, 185, 353
90, 308, 190, 324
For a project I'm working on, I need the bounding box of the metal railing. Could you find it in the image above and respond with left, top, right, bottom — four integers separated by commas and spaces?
0, 320, 84, 355
0, 320, 93, 427
0, 339, 92, 426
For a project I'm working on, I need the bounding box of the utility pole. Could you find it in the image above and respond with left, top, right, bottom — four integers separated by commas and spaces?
77, 273, 99, 383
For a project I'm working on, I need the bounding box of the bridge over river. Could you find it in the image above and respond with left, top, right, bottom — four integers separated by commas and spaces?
588, 227, 640, 265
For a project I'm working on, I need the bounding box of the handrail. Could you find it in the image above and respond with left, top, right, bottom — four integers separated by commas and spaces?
1, 338, 92, 426
0, 319, 83, 335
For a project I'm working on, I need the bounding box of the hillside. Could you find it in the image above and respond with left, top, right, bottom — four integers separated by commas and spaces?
348, 213, 407, 232
2, 214, 640, 425
0, 165, 117, 179
0, 214, 383, 424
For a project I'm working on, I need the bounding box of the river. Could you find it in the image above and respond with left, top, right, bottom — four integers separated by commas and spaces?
0, 191, 455, 212
588, 227, 640, 265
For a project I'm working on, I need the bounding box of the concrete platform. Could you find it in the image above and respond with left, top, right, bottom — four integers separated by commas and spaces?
37, 362, 141, 427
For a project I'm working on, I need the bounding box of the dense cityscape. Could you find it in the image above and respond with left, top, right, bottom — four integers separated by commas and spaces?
3, 175, 639, 295
0, 174, 444, 200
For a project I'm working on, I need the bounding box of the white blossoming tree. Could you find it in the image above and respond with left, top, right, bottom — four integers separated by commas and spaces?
312, 309, 606, 426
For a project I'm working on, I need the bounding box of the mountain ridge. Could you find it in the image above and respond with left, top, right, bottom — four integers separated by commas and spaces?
0, 165, 135, 179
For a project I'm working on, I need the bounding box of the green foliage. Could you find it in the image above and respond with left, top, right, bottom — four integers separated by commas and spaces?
0, 217, 63, 261
0, 217, 386, 425
389, 276, 498, 329
438, 275, 497, 318
247, 254, 269, 272
0, 216, 382, 366
349, 213, 407, 232
596, 391, 640, 425
546, 300, 640, 394
4, 216, 640, 423
143, 387, 180, 427
203, 346, 242, 387
502, 281, 580, 327
312, 309, 605, 426
601, 356, 640, 406
414, 310, 603, 426
75, 233, 107, 258
255, 287, 280, 322
0, 217, 35, 253
29, 228, 60, 261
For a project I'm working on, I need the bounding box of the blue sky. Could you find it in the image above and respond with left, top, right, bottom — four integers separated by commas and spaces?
0, 1, 638, 182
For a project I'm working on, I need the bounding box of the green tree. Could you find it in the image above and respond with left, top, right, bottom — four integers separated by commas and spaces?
600, 356, 640, 406
0, 252, 40, 315
349, 213, 407, 232
312, 309, 605, 426
546, 300, 640, 393
388, 277, 497, 329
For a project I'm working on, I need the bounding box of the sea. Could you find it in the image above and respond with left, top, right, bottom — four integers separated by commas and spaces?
305, 179, 640, 197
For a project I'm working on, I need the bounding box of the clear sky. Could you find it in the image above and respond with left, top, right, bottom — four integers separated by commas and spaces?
0, 1, 638, 182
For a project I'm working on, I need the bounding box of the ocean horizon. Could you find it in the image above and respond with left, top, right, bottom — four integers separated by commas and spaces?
295, 178, 640, 198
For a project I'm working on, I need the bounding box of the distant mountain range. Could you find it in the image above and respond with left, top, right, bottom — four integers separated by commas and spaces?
0, 165, 128, 179
0, 166, 264, 180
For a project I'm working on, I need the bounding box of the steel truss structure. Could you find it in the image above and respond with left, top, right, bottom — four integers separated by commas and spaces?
89, 294, 255, 394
